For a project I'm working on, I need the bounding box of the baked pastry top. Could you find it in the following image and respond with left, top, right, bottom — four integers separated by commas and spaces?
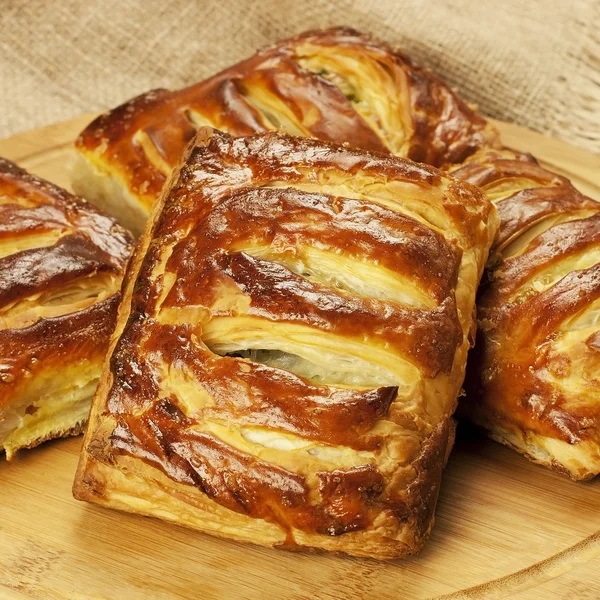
72, 27, 599, 481
73, 130, 498, 558
0, 157, 133, 458
73, 27, 497, 234
452, 149, 600, 480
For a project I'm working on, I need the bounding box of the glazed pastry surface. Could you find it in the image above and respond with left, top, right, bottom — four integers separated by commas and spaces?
0, 158, 133, 458
73, 130, 497, 558
73, 27, 600, 480
73, 27, 496, 234
452, 149, 600, 480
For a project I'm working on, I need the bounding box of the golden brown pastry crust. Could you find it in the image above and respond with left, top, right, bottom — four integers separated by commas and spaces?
0, 157, 133, 458
72, 27, 599, 481
73, 27, 497, 233
74, 130, 497, 559
452, 149, 600, 480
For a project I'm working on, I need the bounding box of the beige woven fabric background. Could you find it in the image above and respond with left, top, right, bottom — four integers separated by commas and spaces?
1, 0, 599, 152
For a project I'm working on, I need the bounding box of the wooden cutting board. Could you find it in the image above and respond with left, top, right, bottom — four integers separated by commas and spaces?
0, 116, 599, 600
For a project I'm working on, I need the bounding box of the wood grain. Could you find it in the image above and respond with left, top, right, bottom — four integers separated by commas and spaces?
0, 116, 599, 600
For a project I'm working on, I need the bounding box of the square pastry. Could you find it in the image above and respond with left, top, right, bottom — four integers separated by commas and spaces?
74, 130, 497, 559
0, 158, 132, 458
72, 27, 497, 235
452, 148, 600, 480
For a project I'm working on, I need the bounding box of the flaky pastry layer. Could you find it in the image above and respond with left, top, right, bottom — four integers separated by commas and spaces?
0, 158, 133, 458
451, 149, 600, 480
74, 129, 497, 558
73, 27, 600, 481
73, 27, 496, 234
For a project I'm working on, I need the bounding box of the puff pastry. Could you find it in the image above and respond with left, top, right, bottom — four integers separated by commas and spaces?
72, 27, 497, 234
0, 158, 133, 458
72, 27, 600, 480
73, 130, 498, 558
451, 149, 600, 480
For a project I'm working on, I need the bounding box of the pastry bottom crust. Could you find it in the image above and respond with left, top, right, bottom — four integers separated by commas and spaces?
6, 420, 86, 455
476, 421, 600, 481
74, 418, 455, 560
1, 383, 95, 459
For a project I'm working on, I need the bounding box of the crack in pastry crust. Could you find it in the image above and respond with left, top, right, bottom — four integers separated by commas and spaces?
0, 157, 133, 458
74, 130, 497, 559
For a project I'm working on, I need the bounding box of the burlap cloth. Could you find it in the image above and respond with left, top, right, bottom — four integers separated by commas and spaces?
1, 0, 598, 153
